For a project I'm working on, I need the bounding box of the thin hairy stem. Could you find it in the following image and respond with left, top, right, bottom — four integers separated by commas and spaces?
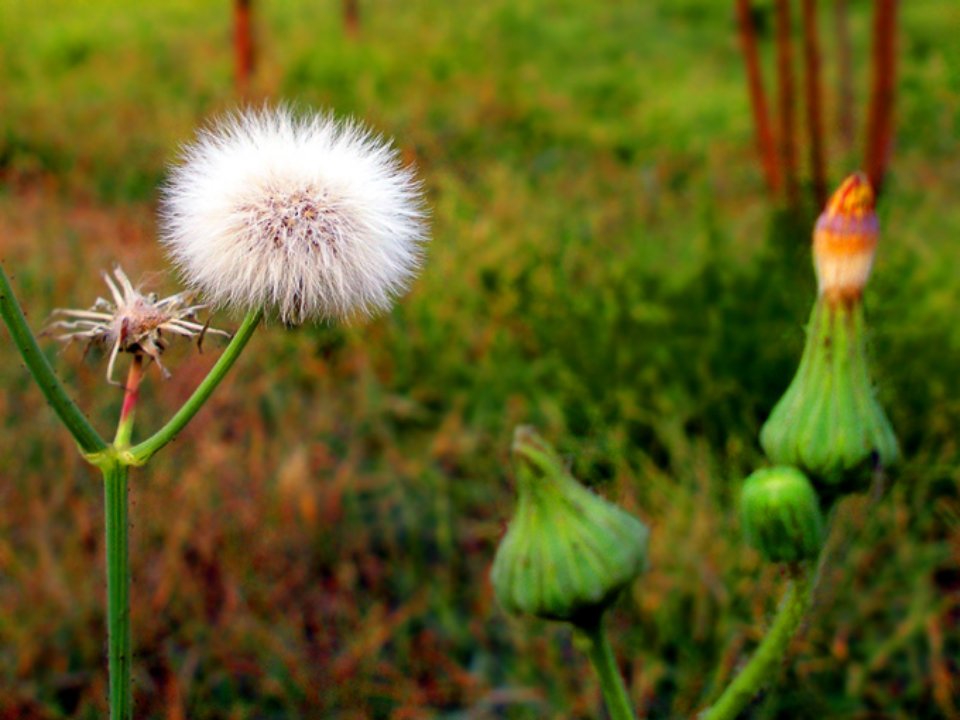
127, 307, 262, 464
701, 564, 815, 720
0, 264, 107, 454
103, 459, 132, 720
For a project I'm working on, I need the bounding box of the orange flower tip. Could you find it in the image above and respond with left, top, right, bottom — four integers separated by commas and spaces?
813, 173, 879, 298
823, 172, 875, 217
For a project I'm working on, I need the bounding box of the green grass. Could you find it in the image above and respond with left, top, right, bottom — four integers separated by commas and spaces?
1, 0, 958, 717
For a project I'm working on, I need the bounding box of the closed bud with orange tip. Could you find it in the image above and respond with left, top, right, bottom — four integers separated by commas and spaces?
761, 174, 898, 492
813, 172, 879, 301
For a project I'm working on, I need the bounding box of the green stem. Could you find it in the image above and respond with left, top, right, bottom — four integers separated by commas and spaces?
103, 459, 132, 720
702, 564, 814, 720
581, 617, 637, 720
0, 264, 107, 454
127, 307, 262, 465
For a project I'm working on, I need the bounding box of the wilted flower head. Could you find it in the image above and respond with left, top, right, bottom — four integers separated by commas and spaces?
46, 265, 229, 383
160, 107, 427, 325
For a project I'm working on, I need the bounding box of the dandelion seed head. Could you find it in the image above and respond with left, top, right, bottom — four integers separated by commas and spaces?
160, 107, 428, 325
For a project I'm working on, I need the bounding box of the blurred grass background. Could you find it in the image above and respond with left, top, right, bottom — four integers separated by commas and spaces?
0, 0, 958, 717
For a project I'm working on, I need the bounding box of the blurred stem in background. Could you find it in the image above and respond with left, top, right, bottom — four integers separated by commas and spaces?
865, 0, 898, 196
736, 0, 899, 212
774, 0, 800, 208
834, 0, 855, 153
735, 0, 782, 197
343, 0, 361, 38
233, 0, 255, 97
800, 0, 827, 207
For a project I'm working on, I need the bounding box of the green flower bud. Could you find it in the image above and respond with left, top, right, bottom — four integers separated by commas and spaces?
760, 296, 898, 486
491, 427, 649, 625
760, 175, 898, 489
740, 466, 825, 563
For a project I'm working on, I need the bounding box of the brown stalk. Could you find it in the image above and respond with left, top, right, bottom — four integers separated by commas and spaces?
834, 0, 855, 153
865, 0, 898, 196
801, 0, 827, 207
344, 0, 360, 38
736, 0, 781, 195
775, 0, 800, 207
233, 0, 255, 97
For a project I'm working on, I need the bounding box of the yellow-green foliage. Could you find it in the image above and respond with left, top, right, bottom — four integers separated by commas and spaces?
1, 0, 958, 717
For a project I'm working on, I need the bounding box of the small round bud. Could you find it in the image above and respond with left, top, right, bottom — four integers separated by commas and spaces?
740, 467, 825, 563
491, 427, 649, 626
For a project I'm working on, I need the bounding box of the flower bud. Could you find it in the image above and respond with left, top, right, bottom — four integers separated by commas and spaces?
761, 174, 898, 488
740, 467, 825, 563
491, 427, 649, 625
760, 297, 899, 484
813, 172, 878, 301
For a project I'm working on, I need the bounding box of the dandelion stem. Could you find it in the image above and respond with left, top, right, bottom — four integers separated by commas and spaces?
127, 307, 262, 464
103, 458, 132, 720
581, 616, 638, 720
701, 563, 814, 720
0, 264, 107, 454
114, 356, 144, 448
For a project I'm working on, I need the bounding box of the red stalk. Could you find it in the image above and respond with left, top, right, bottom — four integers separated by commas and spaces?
775, 0, 800, 208
233, 0, 255, 97
865, 0, 898, 196
119, 355, 144, 429
343, 0, 360, 38
736, 0, 782, 195
834, 0, 855, 153
801, 0, 827, 207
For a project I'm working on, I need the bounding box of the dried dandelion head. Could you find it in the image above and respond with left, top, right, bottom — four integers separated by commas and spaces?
46, 265, 229, 383
159, 106, 428, 325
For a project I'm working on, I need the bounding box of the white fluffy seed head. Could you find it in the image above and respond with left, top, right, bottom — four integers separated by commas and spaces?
160, 107, 427, 325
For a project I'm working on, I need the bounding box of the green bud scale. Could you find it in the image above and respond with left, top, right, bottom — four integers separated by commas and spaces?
491, 427, 649, 625
740, 467, 825, 563
760, 297, 898, 482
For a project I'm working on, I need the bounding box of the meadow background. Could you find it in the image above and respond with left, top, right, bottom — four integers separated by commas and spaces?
1, 0, 958, 717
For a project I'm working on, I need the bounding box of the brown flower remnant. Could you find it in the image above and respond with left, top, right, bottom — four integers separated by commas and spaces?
45, 265, 229, 383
